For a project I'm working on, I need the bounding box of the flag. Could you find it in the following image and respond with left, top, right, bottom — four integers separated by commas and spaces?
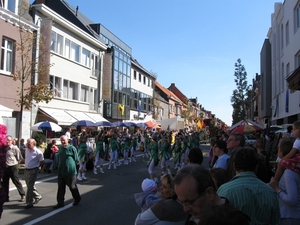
118, 104, 124, 115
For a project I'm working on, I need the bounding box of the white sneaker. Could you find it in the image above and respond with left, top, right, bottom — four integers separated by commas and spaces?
77, 174, 82, 181
82, 173, 87, 180
93, 168, 98, 175
100, 168, 104, 174
108, 164, 111, 170
133, 157, 136, 162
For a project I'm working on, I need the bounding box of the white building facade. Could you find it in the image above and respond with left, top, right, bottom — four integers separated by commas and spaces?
268, 0, 300, 125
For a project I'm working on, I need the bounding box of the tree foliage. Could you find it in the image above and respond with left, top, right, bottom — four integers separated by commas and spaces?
12, 29, 53, 110
12, 3, 53, 141
230, 58, 252, 125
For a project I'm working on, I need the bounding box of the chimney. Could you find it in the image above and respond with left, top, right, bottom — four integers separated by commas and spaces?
76, 6, 78, 16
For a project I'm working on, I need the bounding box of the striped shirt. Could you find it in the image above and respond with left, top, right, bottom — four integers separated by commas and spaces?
217, 172, 280, 225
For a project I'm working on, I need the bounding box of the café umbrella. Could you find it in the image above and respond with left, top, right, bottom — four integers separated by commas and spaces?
31, 121, 62, 132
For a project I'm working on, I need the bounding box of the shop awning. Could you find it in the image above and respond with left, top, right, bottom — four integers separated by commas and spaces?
84, 112, 109, 122
0, 104, 13, 117
39, 107, 77, 126
65, 110, 96, 122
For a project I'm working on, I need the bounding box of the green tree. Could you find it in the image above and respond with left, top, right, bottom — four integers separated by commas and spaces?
230, 58, 252, 125
13, 3, 53, 143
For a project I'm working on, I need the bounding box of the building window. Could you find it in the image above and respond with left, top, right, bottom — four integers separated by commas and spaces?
138, 73, 141, 82
81, 48, 90, 67
50, 76, 62, 98
286, 63, 290, 86
143, 76, 146, 84
133, 70, 136, 80
296, 3, 300, 30
285, 21, 289, 46
50, 31, 63, 55
296, 51, 300, 68
169, 105, 173, 113
1, 37, 14, 73
280, 24, 283, 49
80, 85, 89, 102
91, 54, 100, 77
65, 39, 80, 63
281, 62, 284, 91
0, 0, 18, 13
69, 81, 78, 100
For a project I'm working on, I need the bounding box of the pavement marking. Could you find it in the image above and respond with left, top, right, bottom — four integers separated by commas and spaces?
23, 203, 73, 225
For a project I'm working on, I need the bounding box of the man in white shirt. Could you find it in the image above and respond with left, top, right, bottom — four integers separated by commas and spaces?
65, 127, 71, 140
24, 138, 44, 209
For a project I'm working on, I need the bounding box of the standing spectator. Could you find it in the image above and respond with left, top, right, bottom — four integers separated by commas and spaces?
19, 138, 26, 159
187, 147, 204, 165
208, 138, 216, 168
269, 139, 300, 224
24, 138, 44, 209
217, 147, 280, 225
65, 127, 71, 140
173, 164, 231, 225
226, 133, 245, 179
3, 135, 25, 202
53, 135, 81, 209
209, 168, 230, 191
212, 140, 229, 169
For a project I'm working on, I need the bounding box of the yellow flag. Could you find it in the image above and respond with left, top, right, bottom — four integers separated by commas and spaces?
118, 104, 124, 115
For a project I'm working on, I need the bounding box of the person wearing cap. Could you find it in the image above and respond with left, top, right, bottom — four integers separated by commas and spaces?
134, 178, 161, 212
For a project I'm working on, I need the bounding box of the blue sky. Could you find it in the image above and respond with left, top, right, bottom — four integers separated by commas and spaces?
33, 0, 280, 125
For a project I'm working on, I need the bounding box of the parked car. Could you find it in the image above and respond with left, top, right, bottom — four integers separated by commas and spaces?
244, 134, 256, 147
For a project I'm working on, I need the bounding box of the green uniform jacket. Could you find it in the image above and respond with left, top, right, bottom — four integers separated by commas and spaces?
57, 144, 79, 176
95, 141, 105, 158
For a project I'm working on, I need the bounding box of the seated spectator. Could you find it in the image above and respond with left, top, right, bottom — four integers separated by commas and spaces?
217, 147, 280, 225
134, 178, 161, 212
135, 174, 187, 225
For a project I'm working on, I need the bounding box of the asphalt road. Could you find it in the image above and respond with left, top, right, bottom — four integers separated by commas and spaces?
2, 144, 210, 225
